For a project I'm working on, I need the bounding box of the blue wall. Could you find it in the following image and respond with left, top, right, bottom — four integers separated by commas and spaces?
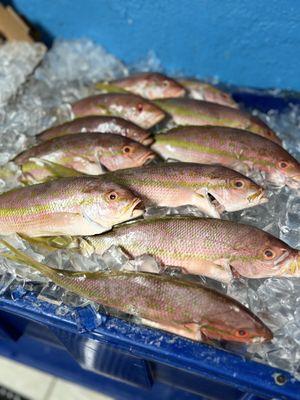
7, 0, 300, 90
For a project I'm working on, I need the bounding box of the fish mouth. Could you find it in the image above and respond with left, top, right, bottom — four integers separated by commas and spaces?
206, 192, 225, 215
141, 151, 157, 165
251, 329, 273, 343
282, 252, 300, 277
247, 188, 268, 205
286, 174, 300, 190
130, 198, 145, 218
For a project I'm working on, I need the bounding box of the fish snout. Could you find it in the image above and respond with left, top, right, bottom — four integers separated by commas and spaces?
286, 252, 300, 276
287, 174, 300, 190
247, 188, 268, 204
130, 197, 145, 218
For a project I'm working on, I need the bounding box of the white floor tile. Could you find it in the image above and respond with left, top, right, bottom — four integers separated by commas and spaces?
49, 379, 113, 400
0, 356, 54, 400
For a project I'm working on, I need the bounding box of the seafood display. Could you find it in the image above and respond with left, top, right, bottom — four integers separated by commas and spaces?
178, 78, 238, 108
0, 40, 299, 382
96, 72, 186, 99
14, 132, 156, 183
71, 93, 166, 129
152, 126, 300, 189
154, 98, 281, 144
78, 217, 300, 282
38, 116, 153, 145
1, 240, 273, 344
0, 176, 143, 236
105, 163, 267, 217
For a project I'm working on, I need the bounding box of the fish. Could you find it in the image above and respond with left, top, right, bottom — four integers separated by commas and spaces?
154, 98, 281, 144
14, 133, 156, 184
0, 239, 273, 344
71, 93, 166, 129
105, 162, 267, 218
152, 126, 300, 189
80, 217, 300, 282
96, 72, 186, 100
178, 78, 238, 109
0, 176, 143, 237
37, 116, 153, 145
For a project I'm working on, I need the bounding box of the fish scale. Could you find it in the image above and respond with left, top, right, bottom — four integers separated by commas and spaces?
37, 116, 152, 144
0, 239, 274, 343
154, 98, 280, 144
85, 217, 300, 281
0, 176, 143, 236
104, 162, 267, 216
152, 126, 300, 189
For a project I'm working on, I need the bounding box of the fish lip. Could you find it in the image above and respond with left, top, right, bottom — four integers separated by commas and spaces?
142, 152, 156, 165
286, 174, 300, 189
130, 198, 145, 218
281, 253, 300, 277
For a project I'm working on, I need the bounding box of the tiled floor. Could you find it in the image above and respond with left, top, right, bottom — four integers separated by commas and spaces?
0, 356, 113, 400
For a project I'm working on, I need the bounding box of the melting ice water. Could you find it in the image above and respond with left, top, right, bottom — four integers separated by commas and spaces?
0, 39, 299, 379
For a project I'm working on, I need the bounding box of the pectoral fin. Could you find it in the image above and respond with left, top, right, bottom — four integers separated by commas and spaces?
140, 318, 202, 341
16, 212, 110, 237
183, 259, 232, 283
28, 158, 84, 178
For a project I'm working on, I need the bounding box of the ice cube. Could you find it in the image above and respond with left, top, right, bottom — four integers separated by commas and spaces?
70, 252, 107, 272
0, 270, 16, 295
74, 304, 104, 333
55, 305, 70, 317
37, 282, 65, 306
0, 42, 46, 106
10, 283, 26, 301
102, 245, 129, 270
124, 254, 161, 273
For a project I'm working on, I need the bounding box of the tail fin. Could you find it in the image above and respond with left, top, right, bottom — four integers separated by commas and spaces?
0, 239, 100, 280
0, 239, 54, 277
18, 234, 80, 252
94, 82, 128, 94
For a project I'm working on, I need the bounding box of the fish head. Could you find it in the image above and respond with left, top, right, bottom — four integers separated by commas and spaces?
132, 99, 166, 129
146, 74, 186, 99
231, 234, 300, 278
267, 157, 300, 189
207, 173, 268, 212
99, 137, 156, 170
86, 180, 144, 227
200, 302, 273, 343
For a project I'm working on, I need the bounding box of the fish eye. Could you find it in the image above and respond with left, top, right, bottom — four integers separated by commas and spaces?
263, 249, 275, 259
278, 161, 288, 169
122, 146, 132, 154
162, 80, 169, 87
234, 179, 244, 188
108, 192, 118, 201
137, 103, 144, 112
236, 329, 248, 337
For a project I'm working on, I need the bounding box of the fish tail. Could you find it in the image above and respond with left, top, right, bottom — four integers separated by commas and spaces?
0, 239, 55, 277
18, 234, 80, 253
0, 163, 20, 181
94, 82, 128, 94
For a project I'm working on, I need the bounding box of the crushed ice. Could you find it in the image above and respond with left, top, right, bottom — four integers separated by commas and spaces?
0, 39, 299, 379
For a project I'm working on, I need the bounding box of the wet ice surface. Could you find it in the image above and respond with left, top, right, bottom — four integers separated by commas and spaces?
0, 42, 46, 106
0, 40, 299, 379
